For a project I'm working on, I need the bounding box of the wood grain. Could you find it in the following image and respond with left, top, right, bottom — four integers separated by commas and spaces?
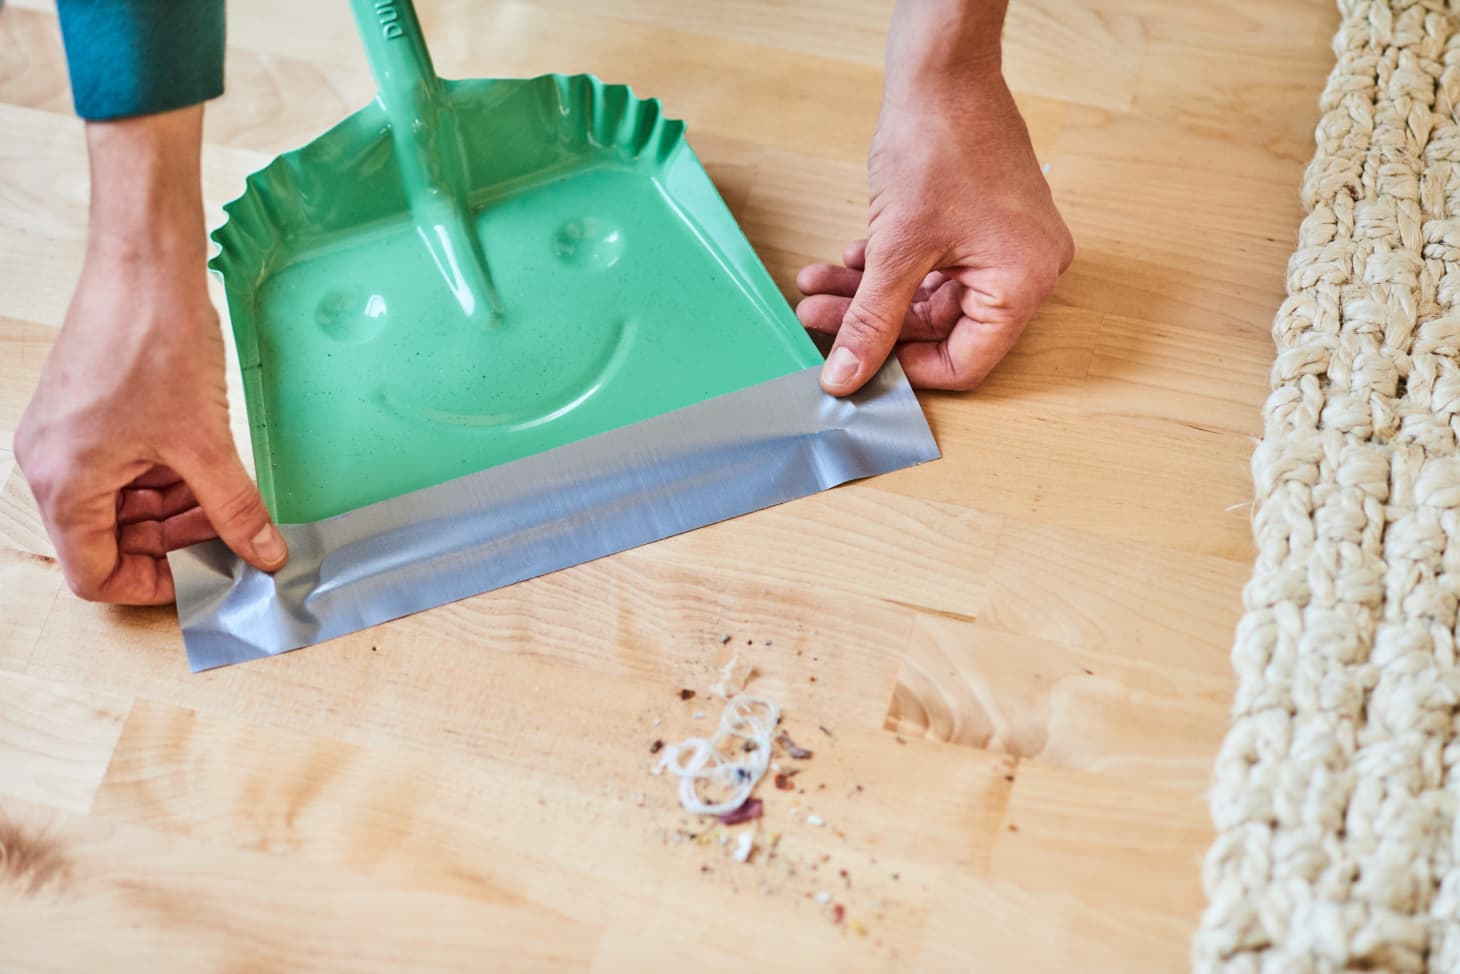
0, 671, 128, 812
0, 0, 1341, 968
0, 797, 597, 973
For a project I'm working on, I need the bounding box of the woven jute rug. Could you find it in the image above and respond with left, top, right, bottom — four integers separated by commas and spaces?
1195, 2, 1460, 971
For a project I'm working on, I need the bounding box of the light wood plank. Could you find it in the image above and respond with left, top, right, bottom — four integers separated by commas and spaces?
89, 697, 1005, 966
914, 873, 1194, 974
0, 469, 50, 559
885, 614, 1233, 792
0, 316, 51, 449
991, 763, 1214, 919
0, 548, 58, 670
886, 395, 1256, 560
976, 519, 1249, 672
0, 796, 598, 973
0, 670, 129, 812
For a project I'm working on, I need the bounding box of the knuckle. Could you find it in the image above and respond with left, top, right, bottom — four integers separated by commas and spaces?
866, 233, 924, 273
939, 349, 981, 393
212, 483, 266, 529
15, 454, 55, 501
65, 571, 104, 603
839, 306, 895, 347
1038, 256, 1066, 293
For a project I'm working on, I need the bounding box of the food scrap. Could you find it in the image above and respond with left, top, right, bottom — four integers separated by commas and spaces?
647, 656, 897, 947
711, 648, 756, 700
719, 798, 764, 826
777, 732, 814, 760
654, 694, 779, 815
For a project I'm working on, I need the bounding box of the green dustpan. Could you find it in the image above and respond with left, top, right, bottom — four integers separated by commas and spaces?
175, 0, 939, 671
211, 0, 821, 524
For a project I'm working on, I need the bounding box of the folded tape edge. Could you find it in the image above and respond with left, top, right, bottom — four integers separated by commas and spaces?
170, 360, 940, 671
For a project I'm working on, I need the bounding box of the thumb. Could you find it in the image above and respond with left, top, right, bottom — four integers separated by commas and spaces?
175, 445, 288, 572
820, 243, 929, 396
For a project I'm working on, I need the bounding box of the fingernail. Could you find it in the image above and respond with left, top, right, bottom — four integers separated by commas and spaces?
822, 346, 859, 390
251, 524, 287, 567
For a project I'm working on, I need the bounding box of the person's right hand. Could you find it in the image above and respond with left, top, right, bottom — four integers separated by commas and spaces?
14, 106, 286, 605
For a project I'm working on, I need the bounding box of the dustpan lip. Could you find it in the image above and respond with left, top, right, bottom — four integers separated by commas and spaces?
170, 360, 940, 671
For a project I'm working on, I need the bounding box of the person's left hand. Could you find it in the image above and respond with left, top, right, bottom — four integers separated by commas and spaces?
796, 69, 1074, 395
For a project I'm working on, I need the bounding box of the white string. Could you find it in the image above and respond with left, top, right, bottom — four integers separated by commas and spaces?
654, 694, 779, 815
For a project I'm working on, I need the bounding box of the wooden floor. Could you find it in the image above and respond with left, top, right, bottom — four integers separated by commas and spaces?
0, 1, 1337, 970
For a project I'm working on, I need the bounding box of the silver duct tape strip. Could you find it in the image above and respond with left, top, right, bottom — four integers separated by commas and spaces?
170, 361, 939, 671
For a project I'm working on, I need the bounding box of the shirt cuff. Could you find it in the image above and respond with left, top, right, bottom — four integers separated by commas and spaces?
55, 0, 226, 121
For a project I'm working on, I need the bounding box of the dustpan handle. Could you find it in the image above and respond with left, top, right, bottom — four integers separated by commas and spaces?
349, 0, 444, 121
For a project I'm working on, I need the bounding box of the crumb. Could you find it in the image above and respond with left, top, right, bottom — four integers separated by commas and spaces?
894, 736, 907, 745
807, 814, 826, 827
765, 641, 773, 647
1003, 773, 1015, 782
679, 688, 696, 700
1008, 823, 1019, 832
719, 799, 764, 826
701, 864, 712, 873
809, 676, 817, 683
649, 739, 664, 754
832, 903, 845, 925
370, 646, 378, 652
1082, 666, 1094, 675
742, 739, 758, 752
692, 711, 706, 720
776, 733, 813, 760
652, 716, 661, 726
720, 633, 732, 644
815, 891, 831, 905
839, 868, 850, 888
891, 872, 900, 881
774, 773, 793, 790
818, 725, 834, 737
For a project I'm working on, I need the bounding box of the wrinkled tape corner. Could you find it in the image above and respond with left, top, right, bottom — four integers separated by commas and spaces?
170, 362, 939, 671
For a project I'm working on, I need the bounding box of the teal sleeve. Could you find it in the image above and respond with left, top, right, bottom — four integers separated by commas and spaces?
54, 0, 226, 121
